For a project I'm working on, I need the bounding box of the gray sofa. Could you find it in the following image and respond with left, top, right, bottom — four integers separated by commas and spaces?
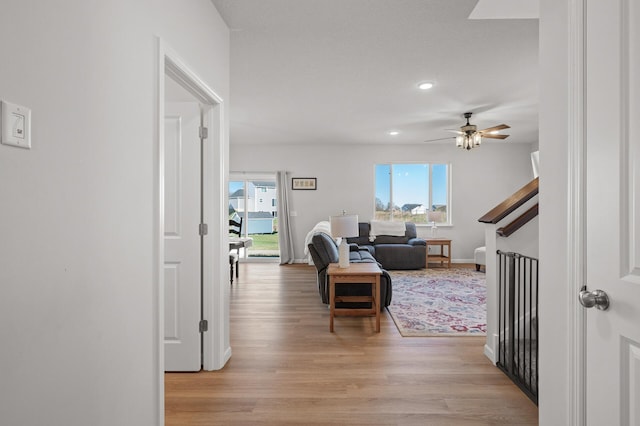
346, 222, 426, 270
308, 232, 392, 310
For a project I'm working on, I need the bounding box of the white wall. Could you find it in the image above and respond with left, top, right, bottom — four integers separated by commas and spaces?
231, 142, 535, 261
0, 2, 229, 425
495, 198, 540, 259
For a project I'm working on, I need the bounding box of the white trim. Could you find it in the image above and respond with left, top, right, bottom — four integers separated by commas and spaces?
156, 37, 230, 424
453, 258, 477, 264
230, 171, 277, 181
484, 333, 498, 364
567, 0, 587, 423
155, 36, 165, 426
620, 0, 636, 278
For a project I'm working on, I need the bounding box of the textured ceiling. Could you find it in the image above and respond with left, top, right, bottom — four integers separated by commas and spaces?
212, 0, 539, 146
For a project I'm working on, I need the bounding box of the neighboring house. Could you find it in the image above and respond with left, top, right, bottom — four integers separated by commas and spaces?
253, 181, 277, 216
231, 211, 275, 235
229, 188, 247, 212
229, 181, 277, 217
400, 204, 429, 215
247, 211, 275, 234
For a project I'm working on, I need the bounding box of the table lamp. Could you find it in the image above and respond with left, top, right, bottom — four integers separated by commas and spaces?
427, 210, 438, 237
330, 213, 359, 268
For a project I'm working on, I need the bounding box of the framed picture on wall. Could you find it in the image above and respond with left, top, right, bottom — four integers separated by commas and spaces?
292, 177, 317, 190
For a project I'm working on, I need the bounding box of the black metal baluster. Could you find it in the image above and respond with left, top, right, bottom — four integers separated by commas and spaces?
495, 251, 539, 404
508, 253, 516, 376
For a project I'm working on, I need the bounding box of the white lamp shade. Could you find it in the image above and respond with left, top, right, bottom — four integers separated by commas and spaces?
330, 214, 359, 268
330, 214, 359, 238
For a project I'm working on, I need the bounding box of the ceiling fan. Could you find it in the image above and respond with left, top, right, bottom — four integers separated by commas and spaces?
425, 112, 510, 150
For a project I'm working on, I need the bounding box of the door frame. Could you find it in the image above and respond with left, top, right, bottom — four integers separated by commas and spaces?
540, 0, 588, 423
155, 37, 231, 423
566, 0, 587, 423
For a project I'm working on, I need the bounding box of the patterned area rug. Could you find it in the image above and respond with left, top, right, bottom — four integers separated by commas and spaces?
387, 268, 486, 337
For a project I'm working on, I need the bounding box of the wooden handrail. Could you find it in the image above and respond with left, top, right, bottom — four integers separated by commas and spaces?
496, 204, 538, 237
478, 177, 539, 224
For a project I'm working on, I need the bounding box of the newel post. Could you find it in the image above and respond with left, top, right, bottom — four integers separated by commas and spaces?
483, 223, 499, 364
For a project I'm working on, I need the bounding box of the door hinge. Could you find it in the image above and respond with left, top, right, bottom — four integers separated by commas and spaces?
199, 126, 208, 139
199, 223, 208, 236
199, 320, 208, 333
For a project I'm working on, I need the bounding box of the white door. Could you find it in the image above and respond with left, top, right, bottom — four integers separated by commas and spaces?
164, 101, 202, 371
585, 0, 640, 423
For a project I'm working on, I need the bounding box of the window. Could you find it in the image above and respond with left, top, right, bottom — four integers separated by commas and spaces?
374, 163, 450, 224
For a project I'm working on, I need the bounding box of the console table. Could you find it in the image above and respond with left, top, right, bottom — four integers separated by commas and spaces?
425, 238, 451, 268
327, 263, 381, 332
229, 237, 253, 257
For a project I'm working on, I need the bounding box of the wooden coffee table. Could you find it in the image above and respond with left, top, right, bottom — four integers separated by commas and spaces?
327, 263, 382, 332
425, 238, 452, 268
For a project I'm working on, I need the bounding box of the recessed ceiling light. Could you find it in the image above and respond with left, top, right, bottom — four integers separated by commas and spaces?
418, 82, 434, 90
388, 130, 400, 136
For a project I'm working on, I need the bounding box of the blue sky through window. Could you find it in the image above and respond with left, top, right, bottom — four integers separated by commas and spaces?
229, 181, 243, 193
392, 164, 428, 207
432, 164, 447, 206
375, 164, 447, 208
375, 165, 391, 207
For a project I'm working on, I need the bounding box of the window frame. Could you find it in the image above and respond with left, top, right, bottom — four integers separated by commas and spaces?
374, 162, 452, 226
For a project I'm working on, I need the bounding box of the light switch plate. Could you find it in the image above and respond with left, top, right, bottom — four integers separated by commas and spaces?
1, 100, 31, 149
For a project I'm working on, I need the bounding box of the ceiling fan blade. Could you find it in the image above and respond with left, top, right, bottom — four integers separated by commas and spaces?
482, 134, 510, 140
479, 124, 510, 134
445, 129, 463, 134
423, 137, 455, 143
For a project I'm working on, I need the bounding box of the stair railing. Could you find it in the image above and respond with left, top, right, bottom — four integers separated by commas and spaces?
496, 250, 539, 404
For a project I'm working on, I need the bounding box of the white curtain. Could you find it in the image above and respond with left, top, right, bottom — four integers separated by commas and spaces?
277, 171, 295, 264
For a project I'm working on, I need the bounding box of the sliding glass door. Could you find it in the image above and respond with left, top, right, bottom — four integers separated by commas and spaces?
229, 176, 280, 260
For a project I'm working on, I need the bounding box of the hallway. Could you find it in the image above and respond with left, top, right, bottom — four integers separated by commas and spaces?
165, 263, 538, 425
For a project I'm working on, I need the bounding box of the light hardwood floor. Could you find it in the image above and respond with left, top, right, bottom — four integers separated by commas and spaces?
165, 263, 538, 425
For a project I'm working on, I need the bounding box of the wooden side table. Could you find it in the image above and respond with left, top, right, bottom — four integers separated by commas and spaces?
327, 263, 382, 332
425, 238, 452, 268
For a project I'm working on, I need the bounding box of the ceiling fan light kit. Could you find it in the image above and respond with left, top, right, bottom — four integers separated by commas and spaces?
454, 112, 510, 151
456, 132, 482, 150
423, 112, 511, 148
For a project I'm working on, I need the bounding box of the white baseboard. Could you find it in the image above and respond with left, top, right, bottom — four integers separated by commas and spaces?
484, 333, 498, 365
453, 258, 475, 264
